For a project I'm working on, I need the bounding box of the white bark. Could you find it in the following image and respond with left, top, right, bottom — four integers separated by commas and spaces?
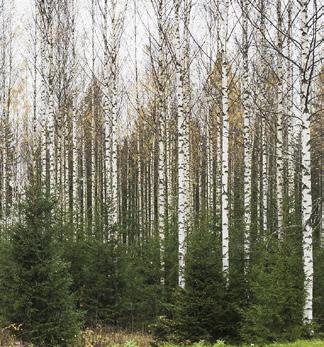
37, 0, 55, 195
286, 0, 293, 214
110, 0, 118, 227
38, 1, 48, 189
300, 0, 313, 325
175, 0, 187, 289
47, 17, 55, 196
0, 0, 4, 222
91, 0, 96, 234
220, 0, 230, 282
259, 0, 268, 233
157, 0, 166, 285
276, 0, 284, 238
206, 99, 213, 214
82, 129, 87, 235
103, 0, 110, 213
32, 0, 38, 178
0, 0, 7, 222
183, 0, 192, 228
242, 0, 251, 270
72, 45, 78, 225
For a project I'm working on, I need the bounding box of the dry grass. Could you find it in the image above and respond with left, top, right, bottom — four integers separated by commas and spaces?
73, 327, 153, 347
0, 324, 23, 347
0, 328, 323, 347
0, 326, 153, 347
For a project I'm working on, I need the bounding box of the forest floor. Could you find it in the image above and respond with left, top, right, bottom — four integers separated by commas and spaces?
75, 330, 324, 347
1, 328, 324, 347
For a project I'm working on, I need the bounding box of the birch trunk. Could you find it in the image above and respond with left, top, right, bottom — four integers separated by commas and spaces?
37, 0, 55, 196
72, 33, 78, 226
220, 0, 230, 282
32, 0, 38, 179
300, 0, 313, 325
38, 0, 48, 190
276, 0, 284, 238
47, 15, 55, 196
103, 0, 111, 229
286, 0, 293, 215
157, 0, 166, 285
183, 0, 191, 229
91, 0, 96, 234
259, 0, 268, 233
110, 0, 118, 227
242, 0, 251, 270
0, 0, 6, 223
174, 0, 187, 289
206, 95, 213, 215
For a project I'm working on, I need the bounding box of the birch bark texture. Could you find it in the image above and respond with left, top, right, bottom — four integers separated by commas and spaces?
156, 0, 166, 285
242, 0, 251, 270
220, 0, 230, 282
276, 0, 284, 238
300, 0, 313, 325
174, 0, 187, 289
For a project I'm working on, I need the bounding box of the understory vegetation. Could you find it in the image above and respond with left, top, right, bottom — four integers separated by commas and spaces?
0, 0, 322, 346
0, 187, 323, 346
1, 327, 324, 347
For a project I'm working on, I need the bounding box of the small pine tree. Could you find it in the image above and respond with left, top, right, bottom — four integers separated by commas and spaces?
314, 247, 324, 333
0, 185, 82, 346
240, 230, 304, 344
152, 220, 228, 344
120, 238, 162, 329
80, 238, 121, 327
175, 222, 228, 343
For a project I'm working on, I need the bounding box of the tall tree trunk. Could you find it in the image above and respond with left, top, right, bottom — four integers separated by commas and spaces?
156, 0, 166, 285
110, 0, 118, 228
174, 0, 187, 289
259, 0, 268, 234
276, 0, 284, 238
183, 0, 192, 230
91, 0, 96, 235
220, 0, 230, 282
103, 0, 111, 233
300, 0, 313, 325
242, 0, 251, 270
286, 0, 293, 220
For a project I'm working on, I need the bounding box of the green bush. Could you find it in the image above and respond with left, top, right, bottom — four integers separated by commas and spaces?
0, 186, 82, 346
240, 233, 304, 344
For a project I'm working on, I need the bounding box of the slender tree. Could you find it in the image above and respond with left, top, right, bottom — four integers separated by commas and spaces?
174, 0, 187, 288
242, 0, 251, 270
300, 0, 314, 326
220, 0, 230, 282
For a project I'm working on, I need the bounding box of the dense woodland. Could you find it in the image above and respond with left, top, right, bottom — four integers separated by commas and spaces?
0, 0, 323, 345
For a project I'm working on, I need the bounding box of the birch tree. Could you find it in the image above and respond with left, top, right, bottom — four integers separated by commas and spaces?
258, 0, 268, 234
0, 0, 14, 227
276, 0, 284, 237
153, 0, 167, 285
37, 0, 56, 195
174, 0, 187, 289
300, 0, 313, 325
241, 0, 251, 269
109, 0, 121, 229
220, 0, 230, 282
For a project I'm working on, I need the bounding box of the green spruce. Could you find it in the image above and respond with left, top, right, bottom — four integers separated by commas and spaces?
0, 185, 83, 346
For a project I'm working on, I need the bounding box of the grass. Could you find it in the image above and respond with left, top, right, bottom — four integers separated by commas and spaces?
74, 327, 152, 347
0, 327, 323, 347
266, 341, 324, 347
158, 340, 324, 347
74, 334, 324, 347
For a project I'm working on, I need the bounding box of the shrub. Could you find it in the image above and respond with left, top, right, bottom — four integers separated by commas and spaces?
0, 186, 82, 346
